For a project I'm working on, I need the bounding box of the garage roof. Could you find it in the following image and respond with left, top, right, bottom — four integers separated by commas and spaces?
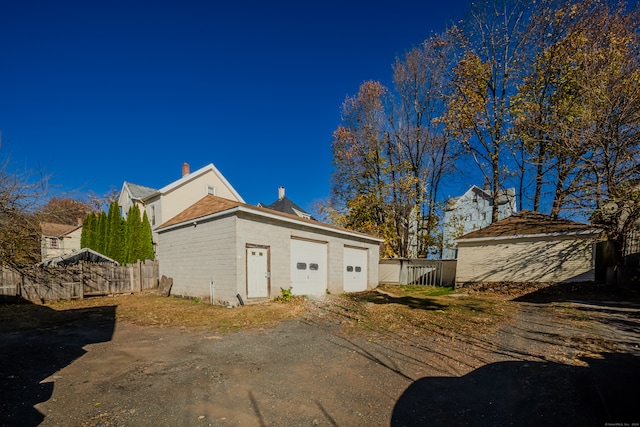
156, 195, 383, 242
457, 210, 601, 242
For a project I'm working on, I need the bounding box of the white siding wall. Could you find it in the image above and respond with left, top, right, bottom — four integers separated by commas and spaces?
443, 192, 494, 260
41, 227, 83, 261
443, 188, 516, 260
161, 170, 239, 225
456, 234, 597, 285
157, 215, 237, 305
118, 190, 134, 219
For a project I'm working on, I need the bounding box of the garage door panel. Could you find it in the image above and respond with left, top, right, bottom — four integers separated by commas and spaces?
343, 247, 368, 292
290, 239, 327, 295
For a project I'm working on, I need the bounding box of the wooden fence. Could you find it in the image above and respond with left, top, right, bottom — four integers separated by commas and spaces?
0, 260, 159, 303
379, 259, 457, 287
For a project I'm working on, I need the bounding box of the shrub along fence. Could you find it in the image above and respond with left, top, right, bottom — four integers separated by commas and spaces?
0, 260, 159, 303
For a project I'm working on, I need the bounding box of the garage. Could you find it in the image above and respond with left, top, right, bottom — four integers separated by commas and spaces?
455, 210, 603, 286
343, 246, 368, 292
157, 194, 382, 305
290, 238, 327, 295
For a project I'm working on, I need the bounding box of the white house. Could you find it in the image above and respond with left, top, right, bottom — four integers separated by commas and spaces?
455, 210, 603, 286
156, 195, 382, 306
40, 222, 83, 262
118, 162, 245, 247
442, 185, 517, 259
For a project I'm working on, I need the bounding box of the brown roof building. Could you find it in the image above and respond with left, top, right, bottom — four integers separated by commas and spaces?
455, 211, 603, 286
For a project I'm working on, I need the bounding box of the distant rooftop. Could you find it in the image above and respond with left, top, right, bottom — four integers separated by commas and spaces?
259, 187, 314, 220
40, 222, 82, 237
458, 210, 600, 240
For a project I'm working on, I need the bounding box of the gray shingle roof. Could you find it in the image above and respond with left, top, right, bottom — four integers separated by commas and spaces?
265, 196, 314, 220
126, 182, 158, 200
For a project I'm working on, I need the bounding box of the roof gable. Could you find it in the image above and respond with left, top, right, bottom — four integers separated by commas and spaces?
157, 163, 244, 203
447, 185, 516, 210
118, 181, 158, 208
458, 210, 600, 240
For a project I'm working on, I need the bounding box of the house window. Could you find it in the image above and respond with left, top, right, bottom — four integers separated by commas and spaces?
50, 238, 59, 249
151, 206, 156, 226
355, 266, 362, 273
309, 263, 319, 271
296, 263, 307, 270
346, 266, 354, 272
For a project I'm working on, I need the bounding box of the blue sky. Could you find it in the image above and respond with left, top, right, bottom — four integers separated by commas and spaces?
0, 0, 471, 213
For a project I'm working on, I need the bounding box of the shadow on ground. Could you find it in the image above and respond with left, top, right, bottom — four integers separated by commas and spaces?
514, 282, 640, 304
0, 298, 115, 427
350, 291, 447, 311
392, 352, 640, 427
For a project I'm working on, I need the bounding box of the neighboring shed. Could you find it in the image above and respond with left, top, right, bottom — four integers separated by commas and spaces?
455, 211, 603, 286
38, 248, 118, 267
156, 195, 382, 305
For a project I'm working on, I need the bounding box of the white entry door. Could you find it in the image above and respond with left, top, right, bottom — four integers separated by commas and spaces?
247, 247, 269, 298
343, 247, 368, 292
290, 239, 327, 295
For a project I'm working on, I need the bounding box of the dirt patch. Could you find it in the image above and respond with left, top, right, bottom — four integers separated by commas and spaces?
1, 287, 639, 426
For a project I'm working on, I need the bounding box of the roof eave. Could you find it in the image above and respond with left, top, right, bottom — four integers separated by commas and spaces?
158, 205, 384, 243
456, 228, 603, 244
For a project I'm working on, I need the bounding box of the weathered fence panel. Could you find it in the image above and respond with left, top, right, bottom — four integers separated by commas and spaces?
406, 263, 442, 286
379, 259, 457, 287
0, 268, 21, 297
0, 260, 158, 304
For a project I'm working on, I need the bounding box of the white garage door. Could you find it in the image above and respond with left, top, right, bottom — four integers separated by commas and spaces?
290, 239, 327, 295
343, 247, 368, 292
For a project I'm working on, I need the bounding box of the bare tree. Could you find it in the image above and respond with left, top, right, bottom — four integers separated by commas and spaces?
389, 33, 459, 257
443, 0, 536, 221
0, 159, 49, 266
582, 2, 640, 259
37, 197, 94, 225
329, 34, 458, 258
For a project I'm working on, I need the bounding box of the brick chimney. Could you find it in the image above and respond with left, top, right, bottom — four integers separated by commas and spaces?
182, 162, 190, 177
278, 186, 285, 200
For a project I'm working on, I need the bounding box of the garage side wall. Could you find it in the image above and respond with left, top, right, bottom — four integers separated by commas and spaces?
157, 215, 238, 305
235, 213, 380, 299
456, 234, 598, 285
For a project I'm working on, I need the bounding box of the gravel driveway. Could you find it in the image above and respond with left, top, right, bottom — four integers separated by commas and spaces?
2, 296, 640, 426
